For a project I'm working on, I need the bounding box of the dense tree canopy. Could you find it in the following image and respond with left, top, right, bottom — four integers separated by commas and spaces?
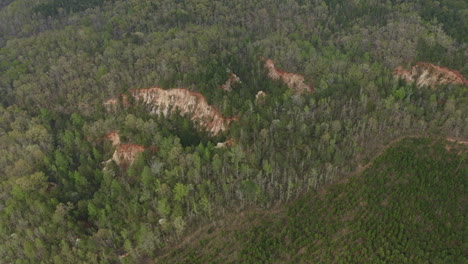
0, 0, 466, 262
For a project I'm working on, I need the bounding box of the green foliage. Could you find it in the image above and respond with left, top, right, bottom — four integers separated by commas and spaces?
174, 183, 189, 202
239, 138, 467, 263
159, 138, 467, 263
34, 0, 106, 17
417, 0, 468, 43
0, 0, 467, 262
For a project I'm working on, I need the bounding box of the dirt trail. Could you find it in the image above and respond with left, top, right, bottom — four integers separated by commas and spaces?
155, 205, 284, 261
446, 138, 468, 145
353, 135, 467, 177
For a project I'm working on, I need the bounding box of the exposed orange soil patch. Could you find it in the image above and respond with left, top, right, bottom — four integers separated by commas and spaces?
104, 131, 120, 146
220, 73, 241, 92
112, 144, 145, 168
103, 131, 149, 168
215, 138, 235, 148
105, 88, 236, 136
264, 59, 313, 94
393, 62, 468, 88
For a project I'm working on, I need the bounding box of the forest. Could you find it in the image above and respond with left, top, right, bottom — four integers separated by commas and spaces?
156, 138, 467, 263
0, 0, 467, 263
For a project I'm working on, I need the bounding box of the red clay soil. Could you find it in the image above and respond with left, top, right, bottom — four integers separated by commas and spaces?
393, 62, 468, 88
104, 87, 235, 136
104, 131, 121, 146
111, 144, 145, 168
103, 131, 149, 168
220, 73, 241, 92
264, 59, 314, 94
215, 138, 236, 148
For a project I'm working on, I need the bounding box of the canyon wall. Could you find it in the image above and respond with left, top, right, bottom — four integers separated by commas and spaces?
105, 88, 235, 136
393, 62, 468, 88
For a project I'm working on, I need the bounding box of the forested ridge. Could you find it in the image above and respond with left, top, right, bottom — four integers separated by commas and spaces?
0, 0, 467, 263
156, 137, 467, 263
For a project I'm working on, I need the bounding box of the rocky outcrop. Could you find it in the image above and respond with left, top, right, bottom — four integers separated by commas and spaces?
105, 88, 236, 136
220, 73, 241, 92
393, 62, 468, 88
264, 59, 313, 94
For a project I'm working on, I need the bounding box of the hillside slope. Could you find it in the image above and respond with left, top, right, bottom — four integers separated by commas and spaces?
1, 1, 467, 262
104, 88, 235, 136
156, 137, 467, 263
